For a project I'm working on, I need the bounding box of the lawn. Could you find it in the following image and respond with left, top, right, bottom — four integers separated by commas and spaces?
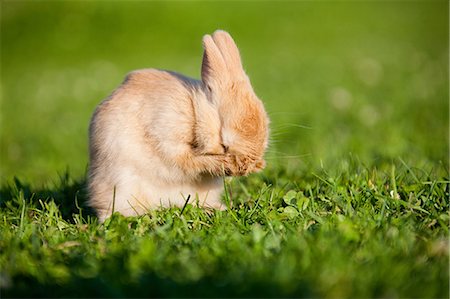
1, 1, 449, 298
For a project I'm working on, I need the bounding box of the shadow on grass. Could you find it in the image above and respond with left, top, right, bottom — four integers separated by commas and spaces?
0, 172, 97, 222
4, 273, 314, 298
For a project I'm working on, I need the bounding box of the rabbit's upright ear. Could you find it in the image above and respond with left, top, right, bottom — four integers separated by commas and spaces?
212, 30, 247, 81
201, 34, 229, 90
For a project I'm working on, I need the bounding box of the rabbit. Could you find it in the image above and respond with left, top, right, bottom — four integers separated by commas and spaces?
88, 30, 269, 222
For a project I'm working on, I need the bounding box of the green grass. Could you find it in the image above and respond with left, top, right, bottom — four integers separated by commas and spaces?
1, 1, 449, 298
1, 162, 448, 297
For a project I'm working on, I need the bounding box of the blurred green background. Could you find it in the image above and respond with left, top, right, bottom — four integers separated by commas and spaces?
1, 1, 448, 185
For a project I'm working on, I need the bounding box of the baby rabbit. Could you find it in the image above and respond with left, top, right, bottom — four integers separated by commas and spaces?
88, 30, 269, 221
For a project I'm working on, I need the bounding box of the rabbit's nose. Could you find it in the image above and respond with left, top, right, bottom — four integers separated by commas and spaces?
255, 159, 266, 170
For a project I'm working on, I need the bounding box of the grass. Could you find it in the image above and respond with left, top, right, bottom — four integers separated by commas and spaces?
1, 1, 449, 298
1, 161, 448, 297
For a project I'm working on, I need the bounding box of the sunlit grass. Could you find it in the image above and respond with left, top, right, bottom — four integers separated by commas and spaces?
1, 160, 448, 297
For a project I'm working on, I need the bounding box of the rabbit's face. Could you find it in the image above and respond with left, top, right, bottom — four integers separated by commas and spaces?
200, 30, 270, 174
219, 88, 269, 173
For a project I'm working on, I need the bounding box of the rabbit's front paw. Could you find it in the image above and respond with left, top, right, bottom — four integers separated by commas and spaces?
219, 154, 236, 176
222, 155, 251, 177
228, 156, 266, 176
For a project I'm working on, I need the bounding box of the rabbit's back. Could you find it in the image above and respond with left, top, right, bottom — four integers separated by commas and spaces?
90, 68, 199, 168
88, 69, 213, 219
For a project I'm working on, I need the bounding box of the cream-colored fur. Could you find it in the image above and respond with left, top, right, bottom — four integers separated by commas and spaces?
88, 30, 269, 221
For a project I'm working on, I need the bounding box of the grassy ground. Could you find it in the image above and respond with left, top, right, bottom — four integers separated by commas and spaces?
1, 1, 449, 298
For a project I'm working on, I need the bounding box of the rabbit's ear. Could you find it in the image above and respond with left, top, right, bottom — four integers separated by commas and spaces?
212, 30, 247, 81
201, 34, 229, 90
